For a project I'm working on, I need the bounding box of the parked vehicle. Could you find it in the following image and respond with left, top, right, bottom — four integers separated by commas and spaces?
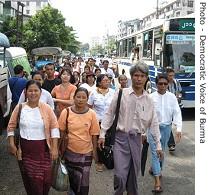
0, 32, 10, 134
31, 47, 63, 70
2, 47, 32, 77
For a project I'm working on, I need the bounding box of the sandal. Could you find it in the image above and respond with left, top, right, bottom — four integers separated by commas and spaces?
169, 145, 175, 152
152, 186, 163, 193
96, 163, 104, 172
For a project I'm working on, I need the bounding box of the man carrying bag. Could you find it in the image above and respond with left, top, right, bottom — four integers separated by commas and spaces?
98, 62, 163, 195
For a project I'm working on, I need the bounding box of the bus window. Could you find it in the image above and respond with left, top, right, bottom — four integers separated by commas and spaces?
143, 30, 153, 59
165, 35, 195, 73
154, 38, 162, 67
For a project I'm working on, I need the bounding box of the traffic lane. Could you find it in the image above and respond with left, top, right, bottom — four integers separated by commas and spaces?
88, 120, 194, 195
0, 119, 194, 195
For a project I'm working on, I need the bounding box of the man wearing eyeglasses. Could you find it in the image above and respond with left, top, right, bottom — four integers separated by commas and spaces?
147, 73, 182, 193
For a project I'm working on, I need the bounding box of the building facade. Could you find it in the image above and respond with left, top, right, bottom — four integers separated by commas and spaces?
23, 0, 50, 16
117, 0, 194, 43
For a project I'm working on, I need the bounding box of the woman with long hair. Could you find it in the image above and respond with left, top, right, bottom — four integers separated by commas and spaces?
73, 71, 81, 88
51, 68, 77, 117
58, 87, 99, 195
7, 80, 59, 195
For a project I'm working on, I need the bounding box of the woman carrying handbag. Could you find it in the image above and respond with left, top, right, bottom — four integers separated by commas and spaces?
58, 87, 100, 195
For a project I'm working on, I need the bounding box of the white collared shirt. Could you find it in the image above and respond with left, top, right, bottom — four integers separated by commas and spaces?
80, 83, 96, 94
150, 91, 182, 132
8, 105, 60, 139
101, 68, 115, 79
88, 88, 115, 122
18, 88, 54, 110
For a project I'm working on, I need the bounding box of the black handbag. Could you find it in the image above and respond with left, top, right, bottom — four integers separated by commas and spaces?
100, 89, 123, 169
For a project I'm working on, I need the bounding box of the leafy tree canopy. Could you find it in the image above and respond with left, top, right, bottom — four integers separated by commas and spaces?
22, 5, 80, 54
0, 16, 17, 46
1, 5, 80, 54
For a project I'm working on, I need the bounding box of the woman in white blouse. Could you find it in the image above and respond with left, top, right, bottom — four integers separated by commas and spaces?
88, 74, 115, 172
18, 72, 54, 110
7, 80, 60, 195
80, 71, 96, 94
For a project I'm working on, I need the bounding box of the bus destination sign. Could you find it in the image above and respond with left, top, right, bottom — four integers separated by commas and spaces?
169, 18, 195, 31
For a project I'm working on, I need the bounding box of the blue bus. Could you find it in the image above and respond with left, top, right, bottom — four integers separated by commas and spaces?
116, 15, 195, 108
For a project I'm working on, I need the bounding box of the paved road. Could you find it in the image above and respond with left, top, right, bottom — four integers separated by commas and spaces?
0, 108, 194, 195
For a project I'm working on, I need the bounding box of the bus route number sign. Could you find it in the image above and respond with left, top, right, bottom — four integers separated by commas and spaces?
170, 18, 195, 31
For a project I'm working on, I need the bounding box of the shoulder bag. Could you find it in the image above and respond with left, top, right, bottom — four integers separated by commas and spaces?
100, 89, 123, 169
14, 104, 23, 160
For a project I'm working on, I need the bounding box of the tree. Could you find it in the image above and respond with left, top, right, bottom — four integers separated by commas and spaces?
65, 26, 81, 54
80, 43, 90, 56
22, 5, 80, 53
0, 16, 17, 46
106, 35, 117, 55
90, 44, 104, 56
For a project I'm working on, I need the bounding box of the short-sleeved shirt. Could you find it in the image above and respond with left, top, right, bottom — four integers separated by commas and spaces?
58, 108, 100, 154
18, 88, 55, 110
79, 83, 96, 94
51, 84, 77, 116
42, 78, 61, 93
9, 76, 27, 103
101, 68, 115, 79
88, 88, 115, 122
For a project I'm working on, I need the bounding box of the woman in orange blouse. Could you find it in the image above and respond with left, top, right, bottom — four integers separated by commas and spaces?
58, 87, 100, 195
51, 68, 77, 117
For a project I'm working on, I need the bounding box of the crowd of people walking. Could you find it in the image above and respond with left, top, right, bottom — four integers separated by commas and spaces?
7, 56, 182, 195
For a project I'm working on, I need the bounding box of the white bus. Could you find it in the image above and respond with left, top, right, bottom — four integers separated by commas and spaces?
116, 14, 195, 108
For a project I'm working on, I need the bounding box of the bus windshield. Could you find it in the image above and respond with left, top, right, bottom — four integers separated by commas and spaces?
165, 34, 195, 73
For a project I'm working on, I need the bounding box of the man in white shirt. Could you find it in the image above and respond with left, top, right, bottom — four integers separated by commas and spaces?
148, 73, 182, 193
100, 60, 115, 86
166, 67, 183, 151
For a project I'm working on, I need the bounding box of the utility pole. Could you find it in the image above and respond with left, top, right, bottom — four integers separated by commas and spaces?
16, 2, 24, 46
156, 0, 159, 19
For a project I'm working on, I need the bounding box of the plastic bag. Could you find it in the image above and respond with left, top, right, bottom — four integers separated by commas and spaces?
51, 158, 69, 191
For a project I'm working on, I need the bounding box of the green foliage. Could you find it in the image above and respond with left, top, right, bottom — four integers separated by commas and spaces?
90, 44, 105, 56
0, 16, 17, 46
0, 6, 80, 54
89, 36, 117, 57
22, 5, 80, 54
80, 43, 90, 55
106, 36, 117, 54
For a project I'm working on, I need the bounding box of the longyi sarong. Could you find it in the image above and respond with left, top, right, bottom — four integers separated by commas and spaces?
113, 131, 142, 195
19, 138, 51, 195
64, 150, 92, 195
